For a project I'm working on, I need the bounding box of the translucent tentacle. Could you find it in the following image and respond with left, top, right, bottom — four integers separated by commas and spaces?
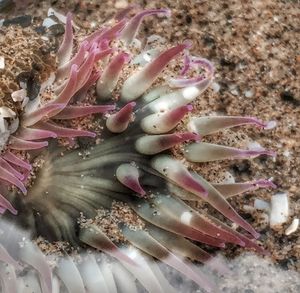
98, 261, 118, 293
57, 12, 73, 66
188, 116, 271, 136
17, 127, 57, 140
213, 179, 277, 198
106, 102, 135, 133
120, 8, 171, 45
168, 57, 214, 88
185, 142, 276, 162
22, 104, 65, 127
121, 42, 191, 102
0, 164, 27, 194
0, 263, 18, 293
121, 225, 217, 293
78, 255, 110, 293
149, 194, 244, 246
190, 172, 260, 238
56, 41, 88, 81
151, 155, 208, 197
135, 132, 199, 155
36, 121, 96, 138
120, 247, 169, 293
0, 193, 18, 215
53, 105, 115, 120
9, 136, 48, 150
140, 104, 193, 134
130, 199, 226, 247
0, 157, 24, 180
19, 242, 52, 293
112, 262, 138, 293
96, 52, 130, 101
56, 258, 85, 293
147, 77, 212, 112
0, 244, 21, 268
79, 224, 137, 266
2, 151, 32, 171
116, 164, 146, 196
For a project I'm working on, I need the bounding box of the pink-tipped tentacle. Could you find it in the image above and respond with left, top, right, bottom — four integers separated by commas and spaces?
151, 155, 208, 198
188, 116, 273, 136
191, 172, 260, 239
96, 52, 130, 100
241, 149, 276, 158
74, 49, 98, 93
185, 142, 276, 162
53, 105, 115, 120
180, 54, 191, 76
9, 136, 48, 150
121, 41, 192, 102
0, 193, 18, 215
94, 48, 114, 62
0, 164, 27, 194
213, 179, 277, 198
36, 122, 96, 138
22, 104, 65, 127
114, 4, 139, 21
57, 12, 74, 66
168, 57, 214, 88
0, 158, 24, 181
254, 179, 277, 189
141, 104, 193, 134
79, 225, 137, 267
17, 127, 57, 140
2, 151, 32, 171
56, 41, 88, 81
85, 19, 127, 46
53, 64, 79, 106
135, 132, 200, 155
106, 102, 136, 133
120, 8, 171, 45
116, 164, 146, 196
74, 70, 102, 101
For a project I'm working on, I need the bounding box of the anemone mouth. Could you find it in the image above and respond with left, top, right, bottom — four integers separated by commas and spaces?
0, 6, 277, 293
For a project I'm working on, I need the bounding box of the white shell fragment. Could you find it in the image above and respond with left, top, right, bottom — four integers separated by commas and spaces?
285, 218, 299, 236
270, 193, 289, 229
254, 199, 270, 211
42, 18, 57, 28
48, 8, 67, 24
0, 106, 16, 118
264, 120, 277, 130
11, 89, 27, 102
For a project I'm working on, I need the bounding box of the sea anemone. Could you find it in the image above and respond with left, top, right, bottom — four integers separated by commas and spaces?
0, 6, 277, 292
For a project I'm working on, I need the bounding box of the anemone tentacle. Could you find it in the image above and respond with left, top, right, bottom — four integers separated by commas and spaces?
0, 7, 277, 293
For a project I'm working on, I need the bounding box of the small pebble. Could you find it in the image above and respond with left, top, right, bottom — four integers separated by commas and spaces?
244, 90, 253, 98
230, 89, 239, 96
3, 15, 32, 27
254, 199, 270, 211
115, 0, 128, 9
212, 82, 221, 93
285, 218, 299, 236
0, 56, 4, 69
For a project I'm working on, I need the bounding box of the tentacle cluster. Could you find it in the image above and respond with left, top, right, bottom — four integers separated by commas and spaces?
0, 6, 277, 293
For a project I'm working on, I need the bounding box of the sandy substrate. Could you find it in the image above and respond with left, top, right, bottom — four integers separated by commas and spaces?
1, 0, 299, 291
